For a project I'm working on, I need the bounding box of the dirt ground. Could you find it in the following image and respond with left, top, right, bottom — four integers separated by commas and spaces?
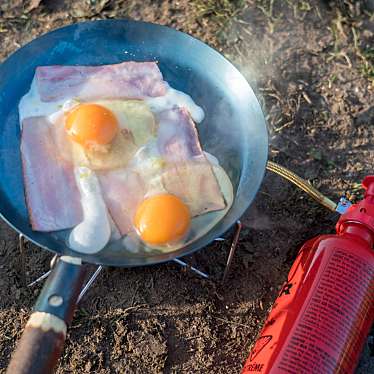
0, 0, 373, 373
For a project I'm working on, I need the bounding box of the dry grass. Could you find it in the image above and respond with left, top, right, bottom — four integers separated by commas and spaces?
192, 0, 246, 32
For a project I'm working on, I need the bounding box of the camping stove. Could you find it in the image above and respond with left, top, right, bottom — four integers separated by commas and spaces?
18, 221, 243, 302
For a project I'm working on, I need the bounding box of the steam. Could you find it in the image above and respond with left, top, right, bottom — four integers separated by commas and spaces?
219, 8, 281, 162
221, 13, 275, 101
216, 3, 341, 232
216, 7, 295, 231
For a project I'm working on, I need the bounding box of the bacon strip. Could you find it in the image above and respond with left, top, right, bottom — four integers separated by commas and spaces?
157, 107, 225, 214
21, 117, 83, 231
98, 170, 146, 236
161, 162, 225, 216
36, 62, 167, 102
156, 107, 203, 162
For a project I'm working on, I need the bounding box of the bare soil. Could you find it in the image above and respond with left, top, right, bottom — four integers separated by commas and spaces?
0, 1, 373, 373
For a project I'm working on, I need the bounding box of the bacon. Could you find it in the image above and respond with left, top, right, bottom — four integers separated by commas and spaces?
161, 162, 225, 216
36, 61, 167, 102
97, 170, 146, 236
21, 117, 83, 231
156, 107, 204, 162
23, 63, 225, 237
157, 107, 225, 214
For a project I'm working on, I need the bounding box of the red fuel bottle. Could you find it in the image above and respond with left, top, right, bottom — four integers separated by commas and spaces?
242, 176, 374, 374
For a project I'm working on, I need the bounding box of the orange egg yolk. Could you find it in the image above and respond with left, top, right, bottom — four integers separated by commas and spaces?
65, 104, 119, 149
134, 194, 191, 246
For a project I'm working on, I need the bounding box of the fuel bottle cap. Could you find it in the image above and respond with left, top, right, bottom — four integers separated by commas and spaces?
336, 175, 374, 235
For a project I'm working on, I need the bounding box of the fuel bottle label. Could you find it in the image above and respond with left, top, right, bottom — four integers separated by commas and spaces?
275, 248, 374, 373
242, 242, 312, 373
243, 246, 374, 374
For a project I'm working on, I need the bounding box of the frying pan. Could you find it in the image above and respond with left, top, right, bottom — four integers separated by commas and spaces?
0, 20, 268, 373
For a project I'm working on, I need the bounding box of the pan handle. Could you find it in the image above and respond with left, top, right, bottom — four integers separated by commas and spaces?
7, 256, 87, 374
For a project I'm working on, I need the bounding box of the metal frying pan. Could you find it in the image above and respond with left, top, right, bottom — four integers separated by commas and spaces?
0, 20, 268, 373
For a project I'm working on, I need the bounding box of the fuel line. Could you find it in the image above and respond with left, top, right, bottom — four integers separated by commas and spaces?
266, 161, 337, 212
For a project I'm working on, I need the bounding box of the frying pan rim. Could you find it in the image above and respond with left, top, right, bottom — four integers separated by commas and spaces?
0, 19, 268, 267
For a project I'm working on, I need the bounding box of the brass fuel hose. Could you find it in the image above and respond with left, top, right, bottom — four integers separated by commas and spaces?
266, 161, 337, 212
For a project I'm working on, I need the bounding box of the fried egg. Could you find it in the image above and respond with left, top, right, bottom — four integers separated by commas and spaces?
121, 158, 233, 254
134, 194, 191, 246
47, 100, 156, 172
106, 140, 233, 253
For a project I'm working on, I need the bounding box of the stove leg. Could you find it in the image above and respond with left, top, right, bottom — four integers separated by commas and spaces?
173, 258, 209, 279
222, 221, 242, 283
77, 266, 103, 303
28, 254, 59, 287
18, 234, 27, 287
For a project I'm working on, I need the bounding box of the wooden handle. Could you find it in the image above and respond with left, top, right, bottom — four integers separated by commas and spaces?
7, 312, 66, 374
7, 256, 87, 374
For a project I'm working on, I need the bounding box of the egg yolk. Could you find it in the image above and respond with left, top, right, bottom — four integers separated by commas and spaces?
65, 104, 119, 149
134, 194, 191, 246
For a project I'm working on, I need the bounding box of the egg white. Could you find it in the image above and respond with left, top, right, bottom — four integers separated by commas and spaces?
68, 167, 112, 254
